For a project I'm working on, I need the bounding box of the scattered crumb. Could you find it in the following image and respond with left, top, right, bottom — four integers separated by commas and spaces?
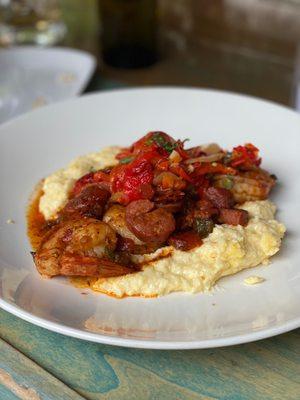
6, 219, 15, 224
244, 276, 265, 286
212, 303, 216, 306
32, 96, 47, 109
58, 72, 76, 84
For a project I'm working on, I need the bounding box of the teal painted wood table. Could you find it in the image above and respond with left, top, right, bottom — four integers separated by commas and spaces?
1, 308, 300, 399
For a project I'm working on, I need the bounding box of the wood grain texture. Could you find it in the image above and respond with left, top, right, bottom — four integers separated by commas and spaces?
0, 385, 20, 400
0, 309, 299, 400
0, 337, 86, 400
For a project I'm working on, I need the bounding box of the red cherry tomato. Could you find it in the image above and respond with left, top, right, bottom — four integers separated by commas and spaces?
230, 143, 261, 168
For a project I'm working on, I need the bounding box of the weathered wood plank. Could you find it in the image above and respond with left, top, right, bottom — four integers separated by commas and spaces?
0, 385, 20, 400
0, 308, 299, 400
0, 336, 87, 400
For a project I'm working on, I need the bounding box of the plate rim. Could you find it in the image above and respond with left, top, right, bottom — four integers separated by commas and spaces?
0, 86, 299, 349
0, 85, 299, 134
1, 298, 299, 349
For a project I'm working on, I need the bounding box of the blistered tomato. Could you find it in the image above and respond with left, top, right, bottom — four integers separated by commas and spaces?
110, 153, 155, 203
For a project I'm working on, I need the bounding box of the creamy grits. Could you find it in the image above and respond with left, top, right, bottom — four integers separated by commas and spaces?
39, 146, 120, 220
92, 200, 285, 297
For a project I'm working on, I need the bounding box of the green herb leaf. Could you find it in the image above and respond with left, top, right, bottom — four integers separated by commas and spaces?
145, 137, 154, 145
152, 133, 177, 153
153, 133, 165, 145
164, 142, 177, 153
120, 156, 134, 164
146, 133, 189, 154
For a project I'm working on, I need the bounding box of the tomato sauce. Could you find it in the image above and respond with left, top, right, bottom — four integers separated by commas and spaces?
26, 185, 50, 251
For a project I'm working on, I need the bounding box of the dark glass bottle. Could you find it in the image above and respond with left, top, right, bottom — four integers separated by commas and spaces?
99, 0, 157, 69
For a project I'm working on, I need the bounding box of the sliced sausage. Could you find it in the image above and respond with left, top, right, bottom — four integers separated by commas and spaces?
125, 199, 175, 244
218, 208, 249, 226
156, 201, 183, 213
168, 231, 202, 251
72, 169, 112, 196
154, 188, 185, 204
179, 199, 218, 230
63, 184, 110, 219
103, 205, 144, 245
117, 236, 160, 255
195, 199, 219, 219
203, 187, 235, 209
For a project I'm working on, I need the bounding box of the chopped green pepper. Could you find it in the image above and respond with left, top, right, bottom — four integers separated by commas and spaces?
193, 218, 215, 238
219, 176, 234, 190
223, 151, 232, 165
104, 247, 115, 261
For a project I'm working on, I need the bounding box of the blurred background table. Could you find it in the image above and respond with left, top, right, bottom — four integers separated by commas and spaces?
60, 0, 300, 106
1, 0, 300, 399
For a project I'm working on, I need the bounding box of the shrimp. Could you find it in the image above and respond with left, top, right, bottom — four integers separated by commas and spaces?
103, 205, 161, 254
34, 218, 135, 278
213, 169, 276, 203
103, 205, 144, 245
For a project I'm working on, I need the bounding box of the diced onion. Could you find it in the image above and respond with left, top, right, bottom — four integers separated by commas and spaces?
187, 164, 195, 173
169, 150, 182, 163
153, 172, 179, 185
185, 152, 224, 164
200, 143, 222, 155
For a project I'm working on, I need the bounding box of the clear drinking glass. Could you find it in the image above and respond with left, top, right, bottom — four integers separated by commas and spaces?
0, 0, 66, 46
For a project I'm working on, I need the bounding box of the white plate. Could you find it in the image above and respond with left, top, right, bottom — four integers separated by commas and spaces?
0, 46, 96, 124
0, 88, 299, 349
